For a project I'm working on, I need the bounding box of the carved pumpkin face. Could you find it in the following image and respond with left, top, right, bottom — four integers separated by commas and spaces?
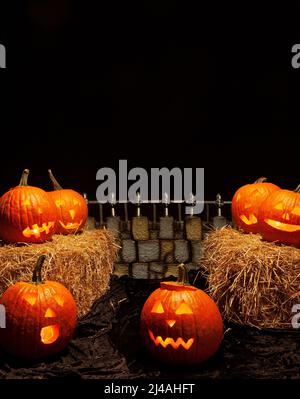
48, 170, 88, 235
232, 178, 280, 234
141, 265, 223, 365
49, 190, 88, 234
0, 256, 77, 359
258, 187, 300, 247
0, 170, 57, 244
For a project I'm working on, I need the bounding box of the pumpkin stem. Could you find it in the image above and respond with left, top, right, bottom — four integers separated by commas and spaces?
177, 263, 190, 285
48, 169, 63, 191
19, 169, 30, 186
295, 184, 300, 193
254, 177, 267, 184
32, 255, 46, 284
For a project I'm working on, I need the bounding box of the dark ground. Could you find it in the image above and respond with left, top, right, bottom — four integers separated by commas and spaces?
1, 276, 300, 379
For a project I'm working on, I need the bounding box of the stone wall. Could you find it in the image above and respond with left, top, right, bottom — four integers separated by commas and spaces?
107, 215, 203, 279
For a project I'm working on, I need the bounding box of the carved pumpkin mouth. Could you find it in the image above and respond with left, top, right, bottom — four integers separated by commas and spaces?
40, 324, 60, 345
265, 219, 300, 233
23, 222, 55, 238
240, 214, 258, 225
58, 220, 82, 230
148, 329, 194, 350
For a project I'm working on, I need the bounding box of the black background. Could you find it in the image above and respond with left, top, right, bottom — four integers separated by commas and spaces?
0, 2, 294, 202
0, 2, 298, 392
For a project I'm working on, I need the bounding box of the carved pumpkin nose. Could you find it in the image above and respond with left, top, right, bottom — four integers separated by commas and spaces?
166, 319, 176, 327
69, 209, 75, 219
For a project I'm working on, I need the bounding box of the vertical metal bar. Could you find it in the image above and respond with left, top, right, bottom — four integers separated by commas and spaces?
99, 204, 104, 227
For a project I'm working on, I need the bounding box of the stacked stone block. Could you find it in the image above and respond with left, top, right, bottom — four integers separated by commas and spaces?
111, 214, 203, 279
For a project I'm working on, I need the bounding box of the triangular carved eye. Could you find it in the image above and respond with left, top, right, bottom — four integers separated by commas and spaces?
151, 300, 165, 314
292, 206, 300, 216
55, 199, 65, 208
175, 302, 193, 315
23, 293, 37, 306
54, 295, 64, 307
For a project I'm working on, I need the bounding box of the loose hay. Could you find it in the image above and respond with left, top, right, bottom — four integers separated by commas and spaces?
202, 227, 300, 329
0, 229, 119, 317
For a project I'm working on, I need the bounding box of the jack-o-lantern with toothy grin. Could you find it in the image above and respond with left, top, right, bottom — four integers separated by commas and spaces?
141, 264, 223, 365
231, 177, 280, 234
258, 185, 300, 247
48, 170, 88, 235
0, 169, 57, 244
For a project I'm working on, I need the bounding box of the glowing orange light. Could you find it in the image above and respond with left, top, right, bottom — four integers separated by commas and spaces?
44, 308, 56, 318
22, 222, 55, 238
22, 199, 31, 207
55, 199, 65, 207
41, 324, 60, 344
240, 214, 258, 225
166, 319, 176, 327
282, 212, 290, 221
175, 302, 193, 315
151, 301, 165, 314
59, 220, 82, 230
148, 330, 194, 350
23, 294, 37, 306
69, 209, 75, 219
274, 203, 284, 210
54, 295, 64, 307
292, 206, 300, 216
265, 219, 300, 233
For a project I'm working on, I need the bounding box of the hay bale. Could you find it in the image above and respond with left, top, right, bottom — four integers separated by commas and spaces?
202, 227, 300, 329
0, 229, 118, 318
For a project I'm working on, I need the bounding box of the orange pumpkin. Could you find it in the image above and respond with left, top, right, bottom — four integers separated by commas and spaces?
231, 177, 280, 234
257, 185, 300, 247
0, 169, 57, 243
140, 264, 223, 365
0, 255, 77, 359
48, 170, 88, 235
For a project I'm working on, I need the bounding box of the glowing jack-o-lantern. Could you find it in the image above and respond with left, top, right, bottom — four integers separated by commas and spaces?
0, 255, 77, 359
231, 177, 280, 234
257, 185, 300, 247
140, 264, 223, 365
0, 169, 57, 243
48, 170, 88, 235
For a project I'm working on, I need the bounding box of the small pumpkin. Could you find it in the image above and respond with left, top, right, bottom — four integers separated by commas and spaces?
48, 169, 88, 235
140, 264, 223, 365
0, 255, 77, 360
0, 169, 57, 243
231, 177, 280, 234
257, 185, 300, 247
